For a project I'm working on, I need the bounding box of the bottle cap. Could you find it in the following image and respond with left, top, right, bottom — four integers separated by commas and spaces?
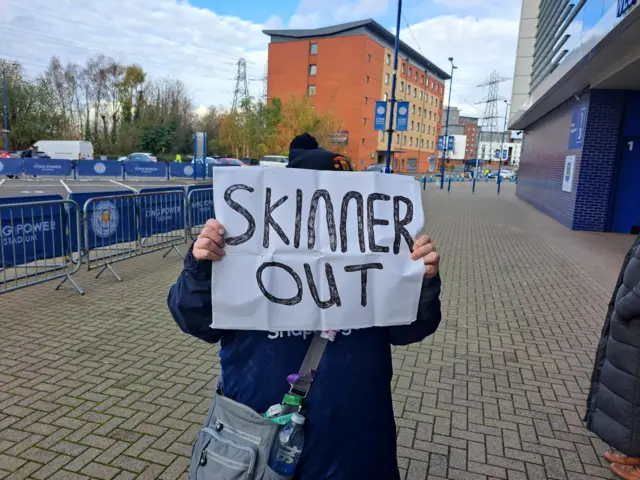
291, 413, 305, 425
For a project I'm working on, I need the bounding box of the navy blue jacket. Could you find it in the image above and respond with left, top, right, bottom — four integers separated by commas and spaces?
168, 245, 442, 480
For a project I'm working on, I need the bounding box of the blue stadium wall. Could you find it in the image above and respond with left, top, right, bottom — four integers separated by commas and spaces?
516, 90, 640, 232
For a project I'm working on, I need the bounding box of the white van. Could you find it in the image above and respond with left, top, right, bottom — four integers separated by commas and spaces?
34, 140, 94, 160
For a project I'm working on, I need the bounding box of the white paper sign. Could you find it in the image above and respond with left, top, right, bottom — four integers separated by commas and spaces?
562, 155, 575, 192
211, 167, 425, 331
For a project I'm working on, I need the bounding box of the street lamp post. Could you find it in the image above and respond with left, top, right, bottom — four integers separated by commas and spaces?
440, 58, 457, 190
497, 100, 509, 195
384, 0, 403, 174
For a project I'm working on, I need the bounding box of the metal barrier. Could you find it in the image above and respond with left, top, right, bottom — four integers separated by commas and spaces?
187, 188, 214, 240
0, 199, 84, 295
82, 190, 187, 281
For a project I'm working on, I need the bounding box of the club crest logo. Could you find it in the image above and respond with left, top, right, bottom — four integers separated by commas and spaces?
93, 162, 107, 174
376, 106, 385, 115
91, 200, 119, 238
184, 165, 194, 176
0, 161, 4, 173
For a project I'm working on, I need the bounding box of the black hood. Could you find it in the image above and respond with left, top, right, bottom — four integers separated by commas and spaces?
287, 148, 352, 172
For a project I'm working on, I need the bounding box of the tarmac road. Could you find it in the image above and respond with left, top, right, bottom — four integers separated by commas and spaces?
0, 176, 211, 198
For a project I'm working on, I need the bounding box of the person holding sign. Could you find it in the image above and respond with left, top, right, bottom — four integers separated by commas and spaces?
168, 134, 442, 480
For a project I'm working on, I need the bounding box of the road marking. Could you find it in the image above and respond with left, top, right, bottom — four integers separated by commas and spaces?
20, 190, 32, 194
60, 179, 72, 194
0, 179, 5, 187
35, 191, 44, 194
109, 179, 138, 192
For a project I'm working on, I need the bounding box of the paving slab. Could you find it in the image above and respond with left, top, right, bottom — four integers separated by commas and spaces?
0, 182, 634, 479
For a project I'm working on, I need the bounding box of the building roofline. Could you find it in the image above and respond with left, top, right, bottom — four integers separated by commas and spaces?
263, 19, 451, 81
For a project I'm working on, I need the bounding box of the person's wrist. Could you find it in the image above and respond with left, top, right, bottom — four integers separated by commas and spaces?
186, 242, 212, 279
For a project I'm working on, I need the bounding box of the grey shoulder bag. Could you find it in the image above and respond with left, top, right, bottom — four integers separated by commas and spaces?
189, 333, 329, 480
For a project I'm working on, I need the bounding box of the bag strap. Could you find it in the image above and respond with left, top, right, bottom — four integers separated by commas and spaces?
289, 332, 328, 397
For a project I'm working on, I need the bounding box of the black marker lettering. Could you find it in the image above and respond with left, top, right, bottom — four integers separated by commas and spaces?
307, 190, 337, 252
256, 262, 303, 305
367, 193, 390, 253
344, 263, 383, 307
340, 192, 365, 253
223, 184, 255, 246
393, 196, 414, 254
304, 263, 341, 309
294, 189, 303, 249
263, 187, 289, 248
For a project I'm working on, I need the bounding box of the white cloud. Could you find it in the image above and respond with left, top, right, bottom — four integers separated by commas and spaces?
401, 15, 519, 119
0, 0, 268, 110
288, 0, 389, 28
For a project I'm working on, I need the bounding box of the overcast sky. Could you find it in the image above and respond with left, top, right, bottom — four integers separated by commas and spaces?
0, 0, 520, 119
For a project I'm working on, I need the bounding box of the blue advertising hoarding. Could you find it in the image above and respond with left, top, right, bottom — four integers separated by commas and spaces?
0, 195, 68, 266
396, 102, 409, 131
76, 160, 122, 177
374, 101, 387, 131
568, 102, 588, 150
0, 159, 23, 176
68, 191, 137, 252
169, 161, 205, 179
138, 188, 185, 237
23, 159, 73, 176
187, 185, 215, 227
123, 161, 167, 178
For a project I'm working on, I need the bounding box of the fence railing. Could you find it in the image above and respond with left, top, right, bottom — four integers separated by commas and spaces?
0, 198, 84, 295
0, 187, 215, 294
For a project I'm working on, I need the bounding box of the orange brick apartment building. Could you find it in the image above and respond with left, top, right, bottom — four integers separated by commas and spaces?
263, 19, 449, 173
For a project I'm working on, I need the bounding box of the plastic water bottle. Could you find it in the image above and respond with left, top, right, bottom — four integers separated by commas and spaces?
268, 413, 305, 478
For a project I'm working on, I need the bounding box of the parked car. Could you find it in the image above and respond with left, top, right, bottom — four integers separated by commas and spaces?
240, 157, 260, 166
260, 155, 288, 168
0, 150, 10, 158
34, 140, 93, 160
217, 158, 244, 167
118, 152, 157, 162
365, 164, 394, 173
487, 169, 515, 180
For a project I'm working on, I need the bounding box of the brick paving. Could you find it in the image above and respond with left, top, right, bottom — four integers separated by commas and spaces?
0, 182, 636, 480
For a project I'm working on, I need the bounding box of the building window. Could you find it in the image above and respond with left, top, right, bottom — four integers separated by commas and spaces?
418, 106, 422, 115
386, 53, 391, 65
421, 75, 424, 84
415, 72, 418, 81
417, 122, 420, 131
420, 91, 423, 100
368, 54, 371, 62
407, 85, 411, 96
400, 81, 405, 92
396, 133, 400, 144
308, 85, 316, 96
310, 43, 318, 55
435, 98, 438, 107
423, 124, 426, 133
362, 138, 365, 145
412, 104, 416, 114
421, 139, 424, 147
431, 80, 434, 88
311, 105, 315, 110
409, 137, 413, 146
363, 117, 367, 125
429, 111, 432, 120
383, 92, 388, 101
413, 89, 417, 98
385, 73, 389, 85
402, 63, 406, 73
366, 75, 369, 83
309, 64, 317, 76
411, 120, 414, 130
430, 96, 433, 105
380, 131, 385, 141
364, 96, 368, 104
403, 135, 407, 145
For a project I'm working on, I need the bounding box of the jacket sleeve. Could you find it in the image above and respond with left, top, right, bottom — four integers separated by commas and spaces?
167, 243, 225, 344
389, 273, 442, 346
